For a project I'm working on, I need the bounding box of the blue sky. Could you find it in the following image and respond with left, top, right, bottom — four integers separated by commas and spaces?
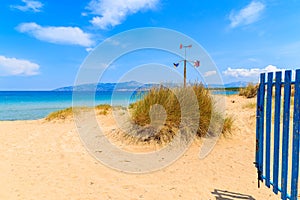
0, 0, 300, 90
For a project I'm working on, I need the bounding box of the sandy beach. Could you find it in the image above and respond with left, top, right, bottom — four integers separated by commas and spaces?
0, 95, 281, 199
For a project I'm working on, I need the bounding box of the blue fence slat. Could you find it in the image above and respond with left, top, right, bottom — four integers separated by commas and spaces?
273, 71, 282, 194
291, 69, 300, 200
255, 77, 261, 173
265, 72, 273, 187
281, 70, 292, 200
258, 73, 266, 180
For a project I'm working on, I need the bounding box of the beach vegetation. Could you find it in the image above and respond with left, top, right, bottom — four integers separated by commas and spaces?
95, 104, 111, 115
46, 104, 112, 120
222, 115, 234, 137
129, 84, 233, 142
239, 83, 258, 98
46, 107, 75, 120
242, 102, 256, 109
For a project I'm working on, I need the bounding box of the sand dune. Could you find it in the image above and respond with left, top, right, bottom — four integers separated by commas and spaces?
0, 95, 282, 199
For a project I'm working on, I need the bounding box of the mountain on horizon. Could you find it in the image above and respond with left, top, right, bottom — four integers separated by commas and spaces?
224, 81, 253, 88
53, 81, 158, 92
210, 81, 255, 88
53, 81, 251, 91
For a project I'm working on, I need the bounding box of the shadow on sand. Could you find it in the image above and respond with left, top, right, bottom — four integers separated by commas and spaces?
211, 189, 255, 200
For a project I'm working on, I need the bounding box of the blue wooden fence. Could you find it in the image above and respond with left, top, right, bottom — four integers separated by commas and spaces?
255, 69, 300, 200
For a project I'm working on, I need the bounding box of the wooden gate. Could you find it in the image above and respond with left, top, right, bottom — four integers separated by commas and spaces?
255, 70, 300, 199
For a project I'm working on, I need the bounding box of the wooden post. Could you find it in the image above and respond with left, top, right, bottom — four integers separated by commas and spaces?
184, 59, 186, 88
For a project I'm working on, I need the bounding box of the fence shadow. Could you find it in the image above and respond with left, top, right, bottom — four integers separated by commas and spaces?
211, 189, 255, 200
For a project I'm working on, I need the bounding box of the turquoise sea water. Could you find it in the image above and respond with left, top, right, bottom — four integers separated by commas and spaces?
211, 90, 239, 95
0, 90, 238, 121
0, 91, 141, 121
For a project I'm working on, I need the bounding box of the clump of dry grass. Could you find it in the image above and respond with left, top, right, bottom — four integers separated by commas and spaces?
130, 85, 182, 127
242, 102, 256, 109
95, 104, 111, 115
239, 83, 258, 98
46, 107, 75, 121
46, 104, 112, 120
95, 104, 111, 110
222, 115, 234, 137
130, 84, 232, 142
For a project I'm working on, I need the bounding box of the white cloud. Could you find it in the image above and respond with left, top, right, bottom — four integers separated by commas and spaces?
0, 55, 39, 76
86, 0, 159, 29
229, 1, 265, 28
16, 22, 94, 47
11, 0, 43, 12
223, 65, 288, 78
223, 65, 298, 82
204, 70, 217, 77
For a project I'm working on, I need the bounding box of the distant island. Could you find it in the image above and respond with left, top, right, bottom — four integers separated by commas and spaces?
53, 81, 251, 92
53, 81, 157, 92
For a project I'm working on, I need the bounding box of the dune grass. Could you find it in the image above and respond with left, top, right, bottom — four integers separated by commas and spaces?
222, 115, 234, 137
130, 84, 233, 140
239, 83, 258, 98
46, 107, 76, 121
242, 102, 257, 109
95, 104, 111, 110
95, 104, 111, 115
46, 104, 112, 121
